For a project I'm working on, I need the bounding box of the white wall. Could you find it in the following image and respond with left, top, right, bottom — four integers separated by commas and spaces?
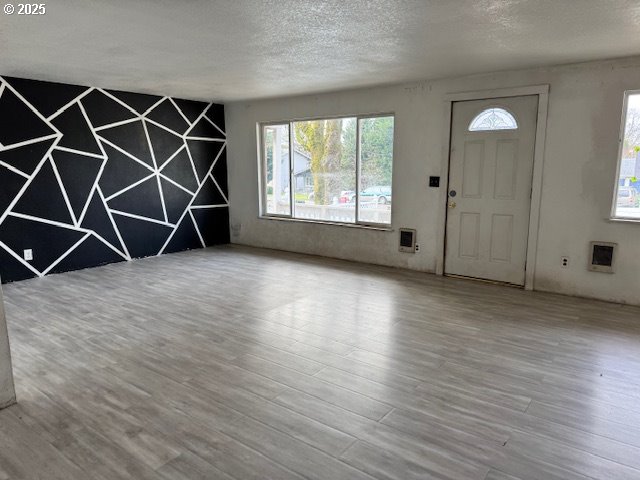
0, 283, 16, 409
226, 56, 640, 305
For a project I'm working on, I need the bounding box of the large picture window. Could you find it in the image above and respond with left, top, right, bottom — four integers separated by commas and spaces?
613, 91, 640, 220
260, 115, 394, 226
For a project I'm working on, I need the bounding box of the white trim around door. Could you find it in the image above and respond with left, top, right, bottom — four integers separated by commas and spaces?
435, 85, 550, 291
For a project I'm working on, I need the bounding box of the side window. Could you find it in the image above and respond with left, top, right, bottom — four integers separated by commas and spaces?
262, 124, 290, 216
612, 91, 640, 220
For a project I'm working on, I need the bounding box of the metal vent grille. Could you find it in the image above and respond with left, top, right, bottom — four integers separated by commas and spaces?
589, 242, 617, 273
399, 229, 416, 253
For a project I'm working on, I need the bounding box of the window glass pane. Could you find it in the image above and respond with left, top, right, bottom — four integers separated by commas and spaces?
263, 124, 290, 216
469, 108, 517, 131
615, 93, 640, 219
292, 118, 356, 223
358, 116, 394, 224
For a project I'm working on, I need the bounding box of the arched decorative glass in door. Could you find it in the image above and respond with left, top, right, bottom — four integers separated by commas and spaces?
468, 107, 518, 131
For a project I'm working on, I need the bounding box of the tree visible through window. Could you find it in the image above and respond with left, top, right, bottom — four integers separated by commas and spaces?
260, 115, 394, 225
613, 91, 640, 219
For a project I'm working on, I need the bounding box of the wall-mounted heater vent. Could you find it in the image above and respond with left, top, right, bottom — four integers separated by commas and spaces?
589, 242, 617, 273
399, 229, 416, 253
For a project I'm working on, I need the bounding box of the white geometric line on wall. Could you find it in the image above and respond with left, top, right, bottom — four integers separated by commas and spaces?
184, 137, 226, 142
97, 186, 130, 260
0, 80, 63, 141
95, 137, 156, 173
0, 240, 41, 276
185, 103, 213, 133
189, 209, 206, 248
170, 98, 192, 127
77, 99, 104, 153
142, 119, 159, 170
156, 175, 169, 224
158, 173, 195, 196
50, 155, 80, 226
204, 115, 226, 137
143, 117, 184, 139
41, 232, 91, 276
89, 231, 128, 260
93, 118, 139, 132
184, 142, 203, 188
104, 173, 159, 202
54, 145, 106, 160
8, 211, 89, 231
0, 133, 60, 154
109, 210, 176, 228
190, 205, 228, 209
46, 88, 94, 121
209, 173, 229, 204
76, 156, 108, 227
158, 144, 186, 171
96, 88, 138, 116
0, 161, 30, 179
144, 97, 167, 117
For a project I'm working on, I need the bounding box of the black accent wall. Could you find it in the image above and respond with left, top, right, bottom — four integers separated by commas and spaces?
0, 76, 229, 283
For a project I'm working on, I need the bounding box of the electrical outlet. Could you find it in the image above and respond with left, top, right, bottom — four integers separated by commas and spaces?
415, 244, 420, 252
24, 249, 33, 261
561, 256, 569, 268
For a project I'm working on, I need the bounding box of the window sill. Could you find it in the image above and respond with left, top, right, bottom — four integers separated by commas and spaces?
609, 216, 640, 224
259, 215, 393, 232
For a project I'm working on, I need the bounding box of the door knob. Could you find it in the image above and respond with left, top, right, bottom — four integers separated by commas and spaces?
448, 201, 457, 208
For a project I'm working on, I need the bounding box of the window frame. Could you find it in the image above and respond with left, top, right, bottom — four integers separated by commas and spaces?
611, 89, 640, 222
258, 112, 395, 228
258, 121, 293, 219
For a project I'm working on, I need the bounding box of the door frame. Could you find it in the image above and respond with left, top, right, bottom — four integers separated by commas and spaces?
435, 85, 550, 290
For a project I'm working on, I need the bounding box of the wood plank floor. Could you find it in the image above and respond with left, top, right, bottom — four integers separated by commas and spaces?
1, 245, 640, 480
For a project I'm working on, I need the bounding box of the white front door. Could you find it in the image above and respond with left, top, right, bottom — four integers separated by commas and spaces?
445, 95, 538, 286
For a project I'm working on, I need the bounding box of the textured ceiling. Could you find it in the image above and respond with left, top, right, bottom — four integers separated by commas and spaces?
1, 0, 640, 102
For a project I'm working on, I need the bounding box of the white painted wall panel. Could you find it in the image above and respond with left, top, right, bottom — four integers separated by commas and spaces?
226, 56, 640, 305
